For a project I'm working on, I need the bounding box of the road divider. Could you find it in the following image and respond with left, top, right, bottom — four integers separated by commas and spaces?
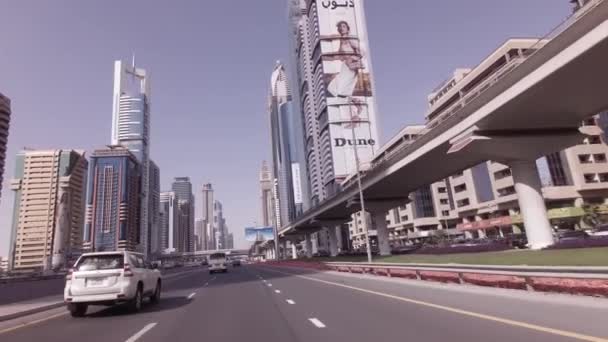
262, 261, 608, 298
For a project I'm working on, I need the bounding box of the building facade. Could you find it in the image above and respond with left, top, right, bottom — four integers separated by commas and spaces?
172, 177, 194, 252
111, 59, 152, 257
148, 161, 160, 255
201, 183, 214, 250
213, 200, 226, 250
160, 191, 179, 253
0, 93, 11, 200
8, 150, 88, 272
83, 147, 141, 253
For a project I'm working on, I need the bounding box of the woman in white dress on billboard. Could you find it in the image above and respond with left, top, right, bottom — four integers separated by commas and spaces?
327, 20, 364, 98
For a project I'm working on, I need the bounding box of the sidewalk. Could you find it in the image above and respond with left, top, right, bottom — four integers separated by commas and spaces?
0, 295, 64, 322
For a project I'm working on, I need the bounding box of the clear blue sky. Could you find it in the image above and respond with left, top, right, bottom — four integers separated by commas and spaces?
0, 0, 569, 255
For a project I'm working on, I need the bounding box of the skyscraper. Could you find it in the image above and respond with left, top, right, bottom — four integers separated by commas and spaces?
226, 233, 234, 249
289, 0, 381, 201
0, 93, 11, 201
83, 147, 141, 253
195, 218, 204, 251
201, 183, 214, 250
268, 62, 309, 227
172, 177, 194, 252
160, 191, 179, 253
213, 200, 227, 249
9, 150, 88, 272
111, 58, 152, 257
259, 161, 274, 227
148, 161, 160, 255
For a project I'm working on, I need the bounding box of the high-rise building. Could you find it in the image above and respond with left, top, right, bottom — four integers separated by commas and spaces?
172, 177, 194, 252
9, 150, 88, 272
259, 162, 274, 227
289, 0, 381, 201
201, 183, 214, 250
195, 218, 204, 251
111, 58, 152, 257
83, 146, 141, 253
269, 62, 309, 226
160, 191, 179, 253
213, 200, 228, 249
226, 233, 234, 249
0, 93, 11, 200
148, 161, 160, 255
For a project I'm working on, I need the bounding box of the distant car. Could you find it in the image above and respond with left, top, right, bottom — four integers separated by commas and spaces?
232, 259, 241, 267
208, 252, 228, 274
64, 251, 162, 317
556, 229, 588, 241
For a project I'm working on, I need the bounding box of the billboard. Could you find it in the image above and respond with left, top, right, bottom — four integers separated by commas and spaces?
244, 227, 275, 242
317, 0, 380, 179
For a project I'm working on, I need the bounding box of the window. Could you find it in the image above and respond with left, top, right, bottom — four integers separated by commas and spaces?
457, 198, 470, 207
454, 184, 467, 193
452, 171, 464, 178
437, 187, 447, 193
439, 198, 449, 205
494, 168, 512, 180
498, 186, 516, 197
584, 174, 598, 183
579, 154, 592, 164
594, 154, 607, 163
600, 173, 608, 182
583, 118, 596, 126
588, 135, 602, 144
442, 210, 450, 216
401, 215, 409, 221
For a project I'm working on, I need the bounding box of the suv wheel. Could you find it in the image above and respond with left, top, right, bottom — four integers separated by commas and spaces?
68, 303, 88, 317
150, 281, 161, 304
130, 285, 143, 312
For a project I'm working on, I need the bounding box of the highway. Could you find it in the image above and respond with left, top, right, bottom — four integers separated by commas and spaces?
1, 265, 607, 342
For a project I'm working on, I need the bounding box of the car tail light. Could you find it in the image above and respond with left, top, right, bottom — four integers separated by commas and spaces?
123, 263, 134, 277
66, 268, 74, 281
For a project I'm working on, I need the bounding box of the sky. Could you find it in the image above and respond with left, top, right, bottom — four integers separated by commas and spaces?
0, 0, 570, 256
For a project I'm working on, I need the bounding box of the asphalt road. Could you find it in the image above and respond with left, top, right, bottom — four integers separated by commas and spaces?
1, 264, 608, 342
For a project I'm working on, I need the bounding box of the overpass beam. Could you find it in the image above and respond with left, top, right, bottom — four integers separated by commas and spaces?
509, 160, 555, 249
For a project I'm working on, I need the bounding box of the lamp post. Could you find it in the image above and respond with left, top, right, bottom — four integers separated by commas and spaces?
347, 100, 372, 263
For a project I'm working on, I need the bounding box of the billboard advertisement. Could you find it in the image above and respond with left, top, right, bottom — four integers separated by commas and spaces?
244, 227, 275, 242
317, 0, 380, 179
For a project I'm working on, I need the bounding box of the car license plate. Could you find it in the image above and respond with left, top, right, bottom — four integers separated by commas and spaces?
87, 278, 106, 286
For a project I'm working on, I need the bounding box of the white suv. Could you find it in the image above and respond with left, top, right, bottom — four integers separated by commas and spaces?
64, 251, 162, 317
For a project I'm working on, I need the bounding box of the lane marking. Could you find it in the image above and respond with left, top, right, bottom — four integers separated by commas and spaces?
267, 283, 272, 287
187, 292, 196, 300
0, 311, 67, 335
286, 299, 296, 305
263, 279, 267, 283
125, 322, 157, 342
265, 268, 608, 342
309, 318, 326, 328
275, 290, 281, 294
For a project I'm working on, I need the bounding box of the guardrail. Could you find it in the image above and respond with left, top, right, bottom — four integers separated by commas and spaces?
322, 262, 608, 297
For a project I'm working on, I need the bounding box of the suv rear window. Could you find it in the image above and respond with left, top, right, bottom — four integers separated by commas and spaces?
76, 254, 124, 271
209, 253, 226, 260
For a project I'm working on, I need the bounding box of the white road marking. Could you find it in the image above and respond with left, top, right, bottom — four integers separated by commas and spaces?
309, 318, 326, 328
262, 279, 267, 283
0, 311, 67, 335
286, 299, 295, 305
264, 268, 608, 342
125, 323, 157, 342
267, 283, 272, 287
187, 292, 196, 300
275, 290, 281, 294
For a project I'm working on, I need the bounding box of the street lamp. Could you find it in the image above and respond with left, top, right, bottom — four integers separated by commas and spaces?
347, 99, 373, 263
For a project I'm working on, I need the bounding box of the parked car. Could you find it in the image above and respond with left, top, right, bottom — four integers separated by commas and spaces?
64, 251, 162, 317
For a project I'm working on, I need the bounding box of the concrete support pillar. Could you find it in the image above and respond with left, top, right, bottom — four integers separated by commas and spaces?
280, 240, 287, 260
477, 229, 487, 239
291, 242, 297, 259
372, 211, 391, 256
305, 234, 313, 258
509, 160, 555, 249
328, 226, 339, 257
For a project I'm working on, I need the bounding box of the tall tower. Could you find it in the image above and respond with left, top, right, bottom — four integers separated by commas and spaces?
201, 183, 214, 250
171, 177, 194, 252
259, 161, 274, 227
288, 0, 381, 200
111, 58, 152, 257
0, 93, 11, 201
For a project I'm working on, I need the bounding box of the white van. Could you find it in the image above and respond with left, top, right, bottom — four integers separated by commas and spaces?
208, 252, 228, 274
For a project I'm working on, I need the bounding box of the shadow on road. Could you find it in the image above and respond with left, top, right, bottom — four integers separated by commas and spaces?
85, 295, 191, 318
